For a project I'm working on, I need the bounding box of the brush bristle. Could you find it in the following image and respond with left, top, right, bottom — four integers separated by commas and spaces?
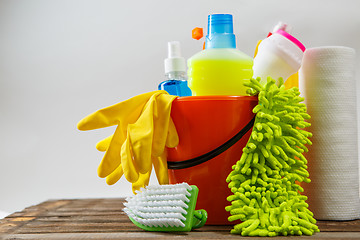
123, 183, 193, 228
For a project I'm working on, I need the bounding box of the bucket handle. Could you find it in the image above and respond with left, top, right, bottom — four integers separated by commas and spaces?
167, 115, 256, 170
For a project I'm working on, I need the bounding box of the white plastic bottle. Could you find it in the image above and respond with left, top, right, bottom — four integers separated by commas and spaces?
252, 29, 305, 84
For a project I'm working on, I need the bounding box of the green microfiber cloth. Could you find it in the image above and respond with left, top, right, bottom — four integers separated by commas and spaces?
226, 77, 319, 237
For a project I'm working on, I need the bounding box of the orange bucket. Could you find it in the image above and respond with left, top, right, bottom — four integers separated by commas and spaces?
167, 95, 258, 225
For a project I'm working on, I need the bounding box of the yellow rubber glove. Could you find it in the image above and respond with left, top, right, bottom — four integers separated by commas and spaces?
77, 90, 178, 193
131, 170, 152, 193
152, 151, 170, 185
126, 92, 176, 176
96, 117, 178, 151
96, 135, 112, 152
126, 91, 163, 176
99, 118, 176, 190
77, 91, 159, 178
103, 137, 172, 191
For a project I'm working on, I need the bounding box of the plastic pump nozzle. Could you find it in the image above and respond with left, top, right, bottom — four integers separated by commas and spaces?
159, 41, 191, 96
164, 41, 186, 74
205, 14, 236, 49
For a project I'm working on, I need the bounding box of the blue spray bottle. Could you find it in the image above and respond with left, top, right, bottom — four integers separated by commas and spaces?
158, 41, 192, 96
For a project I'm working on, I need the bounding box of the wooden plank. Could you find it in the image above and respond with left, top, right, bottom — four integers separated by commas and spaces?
0, 199, 73, 234
12, 221, 137, 234
1, 231, 360, 240
1, 198, 360, 239
0, 217, 35, 234
8, 216, 360, 235
317, 220, 360, 232
5, 200, 73, 218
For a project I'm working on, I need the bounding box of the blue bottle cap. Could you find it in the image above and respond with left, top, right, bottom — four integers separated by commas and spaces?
205, 14, 236, 49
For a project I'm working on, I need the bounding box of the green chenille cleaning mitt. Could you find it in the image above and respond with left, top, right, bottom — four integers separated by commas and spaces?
226, 78, 319, 236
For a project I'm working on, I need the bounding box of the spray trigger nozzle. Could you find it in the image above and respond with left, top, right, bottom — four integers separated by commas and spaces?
164, 41, 186, 74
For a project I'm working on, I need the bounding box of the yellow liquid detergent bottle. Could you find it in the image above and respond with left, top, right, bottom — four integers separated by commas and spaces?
188, 14, 253, 96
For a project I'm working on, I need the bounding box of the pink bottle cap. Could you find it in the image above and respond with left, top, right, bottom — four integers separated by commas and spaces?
275, 29, 306, 52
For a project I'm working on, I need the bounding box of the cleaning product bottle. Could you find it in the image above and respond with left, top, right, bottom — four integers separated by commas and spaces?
271, 22, 299, 89
252, 29, 305, 85
158, 41, 192, 96
187, 14, 253, 96
253, 22, 292, 58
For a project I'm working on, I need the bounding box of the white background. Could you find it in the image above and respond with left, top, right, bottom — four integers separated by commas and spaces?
1, 0, 360, 216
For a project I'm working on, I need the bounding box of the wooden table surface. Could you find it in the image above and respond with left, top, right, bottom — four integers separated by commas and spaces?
0, 198, 359, 239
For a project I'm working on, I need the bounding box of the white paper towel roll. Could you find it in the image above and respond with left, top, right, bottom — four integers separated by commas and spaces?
299, 46, 360, 220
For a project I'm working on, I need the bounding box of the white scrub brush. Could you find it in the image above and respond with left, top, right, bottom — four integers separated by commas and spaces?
123, 182, 207, 231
